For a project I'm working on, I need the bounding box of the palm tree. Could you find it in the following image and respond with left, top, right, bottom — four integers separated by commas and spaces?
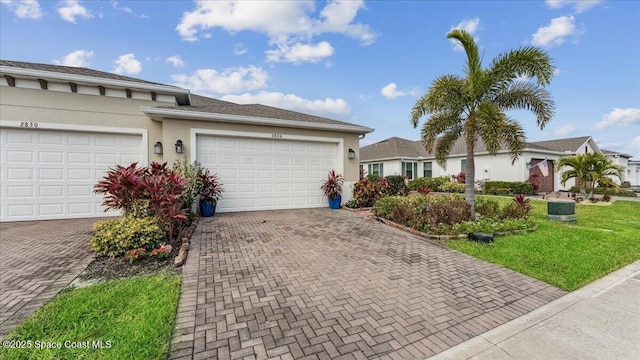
558, 152, 624, 198
411, 29, 555, 215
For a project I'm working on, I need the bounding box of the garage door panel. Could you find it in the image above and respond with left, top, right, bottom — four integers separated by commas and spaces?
39, 185, 63, 197
1, 128, 143, 222
8, 150, 33, 163
197, 134, 338, 212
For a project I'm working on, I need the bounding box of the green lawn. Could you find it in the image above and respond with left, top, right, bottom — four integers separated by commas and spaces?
0, 274, 181, 360
448, 196, 640, 291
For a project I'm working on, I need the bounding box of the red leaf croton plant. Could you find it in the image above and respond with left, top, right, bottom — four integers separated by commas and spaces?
321, 170, 344, 199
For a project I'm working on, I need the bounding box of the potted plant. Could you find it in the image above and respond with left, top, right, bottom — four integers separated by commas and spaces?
321, 170, 344, 209
198, 170, 223, 217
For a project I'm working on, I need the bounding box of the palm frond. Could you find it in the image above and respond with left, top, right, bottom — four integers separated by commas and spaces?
447, 29, 481, 77
488, 46, 555, 87
493, 82, 555, 129
429, 125, 463, 168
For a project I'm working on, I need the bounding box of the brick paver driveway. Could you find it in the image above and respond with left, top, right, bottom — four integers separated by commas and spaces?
170, 209, 566, 360
0, 218, 98, 335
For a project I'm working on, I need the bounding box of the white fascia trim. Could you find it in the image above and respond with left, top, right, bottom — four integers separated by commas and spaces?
191, 128, 345, 179
142, 107, 374, 135
0, 65, 190, 95
0, 120, 149, 166
360, 147, 573, 163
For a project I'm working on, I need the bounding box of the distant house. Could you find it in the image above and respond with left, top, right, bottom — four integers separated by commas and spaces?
359, 135, 635, 192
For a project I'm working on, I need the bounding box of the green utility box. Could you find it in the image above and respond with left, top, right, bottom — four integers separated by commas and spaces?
547, 201, 576, 222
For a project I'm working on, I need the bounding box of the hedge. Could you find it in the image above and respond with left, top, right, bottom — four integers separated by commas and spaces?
569, 185, 637, 197
408, 176, 451, 192
483, 181, 533, 195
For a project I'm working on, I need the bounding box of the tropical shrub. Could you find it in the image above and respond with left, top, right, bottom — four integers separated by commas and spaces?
417, 185, 431, 195
199, 170, 224, 202
421, 200, 473, 228
621, 181, 631, 188
452, 172, 465, 184
476, 195, 531, 220
172, 157, 204, 209
89, 216, 166, 258
440, 181, 465, 193
383, 175, 407, 196
366, 174, 381, 183
94, 161, 188, 241
352, 177, 382, 207
483, 181, 533, 195
408, 176, 451, 192
344, 199, 359, 208
526, 173, 541, 193
475, 198, 502, 219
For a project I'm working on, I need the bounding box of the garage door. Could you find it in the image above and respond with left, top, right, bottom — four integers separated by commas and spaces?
0, 128, 144, 222
197, 135, 338, 212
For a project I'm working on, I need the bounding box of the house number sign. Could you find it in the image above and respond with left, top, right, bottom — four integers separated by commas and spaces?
271, 133, 283, 139
20, 122, 39, 128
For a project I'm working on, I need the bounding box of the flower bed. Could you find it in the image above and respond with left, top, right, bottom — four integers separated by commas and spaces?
372, 194, 536, 241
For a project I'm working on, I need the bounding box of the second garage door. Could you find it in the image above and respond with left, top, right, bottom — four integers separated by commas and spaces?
0, 127, 144, 222
196, 135, 339, 212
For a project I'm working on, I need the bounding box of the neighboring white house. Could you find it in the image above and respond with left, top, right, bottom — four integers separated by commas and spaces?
360, 135, 634, 193
628, 160, 640, 187
0, 60, 373, 222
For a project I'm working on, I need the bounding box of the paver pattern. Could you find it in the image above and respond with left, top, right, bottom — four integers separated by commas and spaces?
0, 218, 99, 335
170, 209, 566, 359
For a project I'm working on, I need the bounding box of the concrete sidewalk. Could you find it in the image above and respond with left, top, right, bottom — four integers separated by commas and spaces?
431, 260, 640, 360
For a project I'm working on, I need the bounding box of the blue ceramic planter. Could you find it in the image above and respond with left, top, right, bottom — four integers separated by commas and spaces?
328, 195, 342, 210
199, 200, 217, 217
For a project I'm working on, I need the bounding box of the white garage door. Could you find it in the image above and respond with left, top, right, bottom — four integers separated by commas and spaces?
196, 135, 338, 212
0, 128, 144, 222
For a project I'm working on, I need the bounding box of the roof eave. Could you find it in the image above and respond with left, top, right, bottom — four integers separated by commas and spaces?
0, 65, 191, 104
141, 107, 374, 135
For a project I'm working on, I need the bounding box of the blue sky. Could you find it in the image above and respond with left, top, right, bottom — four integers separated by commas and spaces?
2, 0, 639, 158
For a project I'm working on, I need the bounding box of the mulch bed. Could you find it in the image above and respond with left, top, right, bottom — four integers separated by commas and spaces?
77, 218, 198, 282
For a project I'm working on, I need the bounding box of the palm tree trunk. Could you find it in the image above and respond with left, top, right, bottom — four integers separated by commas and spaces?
465, 136, 476, 218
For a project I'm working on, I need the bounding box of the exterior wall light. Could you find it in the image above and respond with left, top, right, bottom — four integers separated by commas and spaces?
154, 141, 163, 154
348, 148, 356, 159
175, 140, 184, 154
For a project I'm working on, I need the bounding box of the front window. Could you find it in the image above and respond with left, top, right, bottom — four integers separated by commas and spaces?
368, 163, 384, 177
423, 162, 432, 178
461, 159, 466, 172
402, 162, 418, 180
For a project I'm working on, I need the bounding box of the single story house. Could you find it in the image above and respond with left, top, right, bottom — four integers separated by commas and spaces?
360, 135, 636, 192
0, 60, 373, 222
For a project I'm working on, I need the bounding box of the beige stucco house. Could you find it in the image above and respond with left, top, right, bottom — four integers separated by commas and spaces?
0, 60, 373, 222
360, 135, 632, 193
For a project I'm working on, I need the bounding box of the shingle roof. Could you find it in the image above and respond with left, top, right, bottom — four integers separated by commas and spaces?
528, 136, 591, 153
361, 135, 594, 161
169, 94, 368, 129
0, 60, 172, 87
360, 137, 430, 161
601, 149, 632, 158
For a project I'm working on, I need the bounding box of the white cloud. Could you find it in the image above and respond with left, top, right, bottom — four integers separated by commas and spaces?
172, 66, 268, 94
175, 0, 375, 63
110, 1, 131, 13
450, 17, 480, 51
380, 83, 407, 99
595, 108, 640, 130
552, 124, 578, 136
52, 50, 94, 67
1, 0, 44, 19
221, 91, 351, 120
58, 0, 93, 23
545, 0, 603, 13
234, 43, 248, 55
166, 55, 184, 68
266, 41, 334, 64
112, 53, 141, 75
532, 16, 579, 47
